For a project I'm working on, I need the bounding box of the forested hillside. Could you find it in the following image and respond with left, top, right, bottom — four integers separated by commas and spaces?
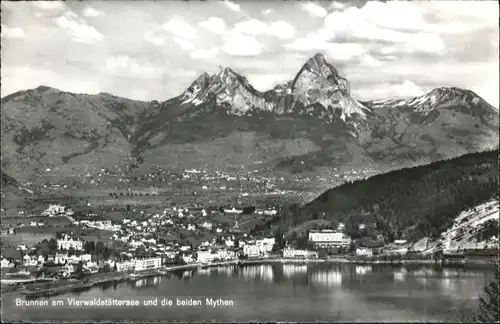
270, 149, 498, 245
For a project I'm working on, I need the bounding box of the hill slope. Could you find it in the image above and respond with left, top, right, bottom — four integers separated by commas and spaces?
276, 149, 499, 243
1, 86, 156, 180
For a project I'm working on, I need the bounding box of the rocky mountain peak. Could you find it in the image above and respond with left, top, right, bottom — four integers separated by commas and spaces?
287, 53, 367, 120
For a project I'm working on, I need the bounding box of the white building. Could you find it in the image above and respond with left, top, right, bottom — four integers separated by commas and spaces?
225, 239, 234, 248
80, 254, 92, 262
116, 260, 135, 272
182, 255, 195, 264
217, 250, 236, 261
23, 256, 38, 267
256, 238, 275, 253
42, 204, 66, 216
243, 244, 260, 258
55, 253, 69, 265
134, 258, 162, 271
224, 207, 243, 214
356, 247, 373, 257
197, 251, 216, 263
17, 244, 28, 251
308, 230, 351, 248
201, 222, 212, 230
283, 247, 309, 258
57, 235, 83, 251
130, 240, 143, 248
1, 258, 14, 268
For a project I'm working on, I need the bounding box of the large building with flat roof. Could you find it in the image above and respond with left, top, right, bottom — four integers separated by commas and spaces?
308, 230, 351, 248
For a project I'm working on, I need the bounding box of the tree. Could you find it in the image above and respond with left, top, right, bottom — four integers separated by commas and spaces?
475, 264, 499, 323
272, 228, 286, 252
173, 253, 186, 265
84, 241, 95, 254
99, 263, 111, 273
73, 261, 86, 279
95, 241, 105, 256
47, 238, 58, 251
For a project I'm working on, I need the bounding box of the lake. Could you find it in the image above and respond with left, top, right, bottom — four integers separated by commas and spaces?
2, 263, 493, 322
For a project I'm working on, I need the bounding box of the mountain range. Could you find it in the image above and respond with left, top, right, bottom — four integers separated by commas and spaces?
1, 53, 499, 183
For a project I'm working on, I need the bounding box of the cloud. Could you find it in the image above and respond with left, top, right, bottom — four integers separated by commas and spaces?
32, 1, 65, 11
352, 1, 429, 32
284, 36, 367, 61
199, 17, 227, 35
247, 73, 292, 91
267, 21, 296, 39
105, 55, 159, 79
301, 3, 328, 17
1, 25, 25, 38
54, 12, 103, 44
223, 1, 241, 12
473, 75, 499, 108
1, 66, 101, 96
329, 2, 346, 10
173, 37, 194, 50
162, 17, 196, 39
105, 55, 130, 70
190, 48, 220, 60
144, 30, 165, 45
82, 7, 104, 17
168, 68, 197, 79
285, 3, 447, 57
378, 32, 446, 56
325, 43, 366, 60
3, 1, 497, 105
359, 55, 383, 68
235, 19, 268, 36
284, 32, 329, 51
402, 32, 446, 54
233, 19, 296, 39
392, 80, 426, 97
420, 2, 498, 34
222, 32, 261, 56
361, 80, 426, 100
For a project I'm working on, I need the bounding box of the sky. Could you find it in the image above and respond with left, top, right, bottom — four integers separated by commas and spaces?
1, 0, 499, 107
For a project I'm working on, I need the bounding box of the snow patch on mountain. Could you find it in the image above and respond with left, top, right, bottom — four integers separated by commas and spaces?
366, 87, 484, 114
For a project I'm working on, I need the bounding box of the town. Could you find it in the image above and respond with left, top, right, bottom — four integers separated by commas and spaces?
0, 199, 404, 291
2, 176, 499, 297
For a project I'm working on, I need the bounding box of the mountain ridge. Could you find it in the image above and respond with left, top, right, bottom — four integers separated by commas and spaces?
1, 53, 498, 183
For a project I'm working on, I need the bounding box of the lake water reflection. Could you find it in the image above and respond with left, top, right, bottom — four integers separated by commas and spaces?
2, 263, 493, 323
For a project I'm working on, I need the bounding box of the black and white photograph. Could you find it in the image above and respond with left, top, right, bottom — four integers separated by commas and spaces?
1, 0, 499, 322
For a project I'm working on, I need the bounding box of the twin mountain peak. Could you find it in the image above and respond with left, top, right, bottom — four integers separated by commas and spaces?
178, 53, 367, 121
173, 53, 491, 123
4, 53, 495, 126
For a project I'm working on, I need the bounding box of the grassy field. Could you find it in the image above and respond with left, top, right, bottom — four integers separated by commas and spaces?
1, 233, 55, 247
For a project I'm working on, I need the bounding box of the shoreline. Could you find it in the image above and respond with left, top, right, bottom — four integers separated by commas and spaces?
3, 256, 497, 297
